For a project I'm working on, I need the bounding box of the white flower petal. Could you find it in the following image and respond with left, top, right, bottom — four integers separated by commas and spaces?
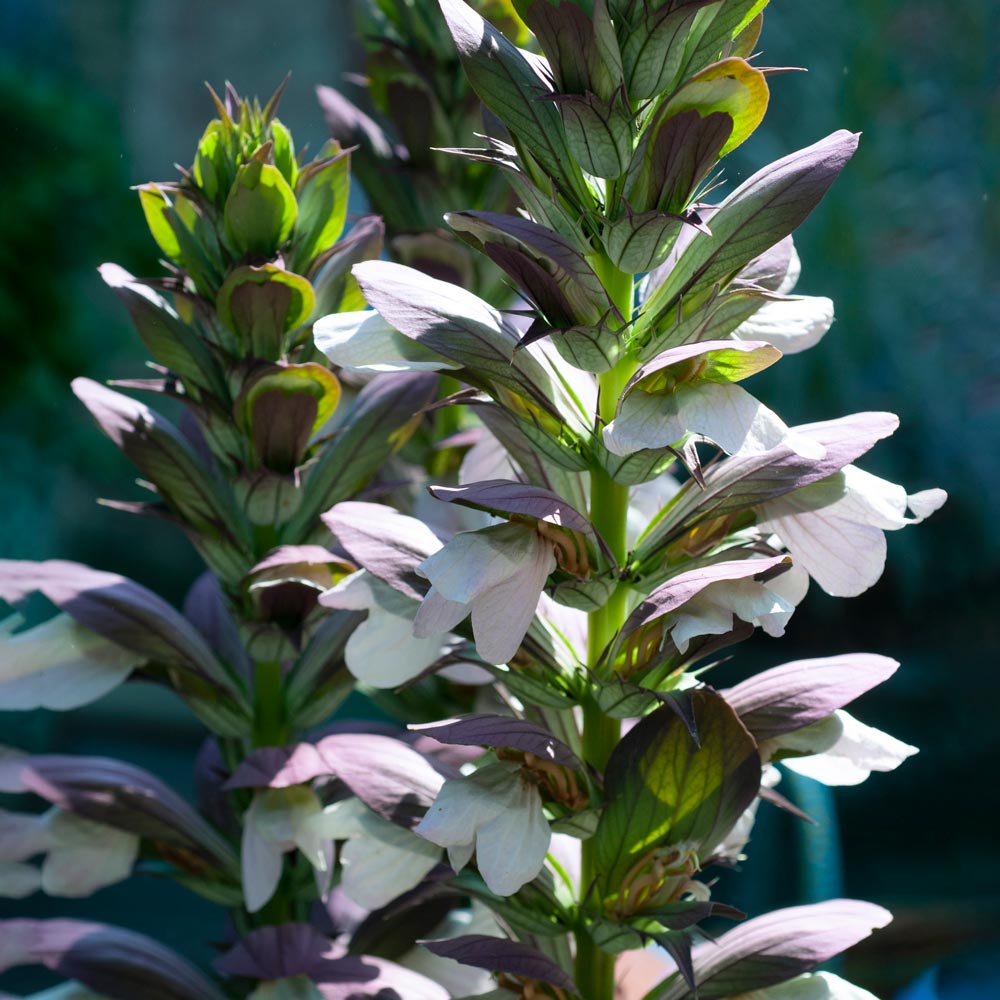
741, 971, 879, 999
475, 778, 550, 895
313, 310, 459, 372
0, 861, 42, 899
412, 588, 469, 640
417, 524, 533, 604
670, 598, 735, 654
0, 808, 47, 862
469, 535, 555, 664
339, 812, 441, 909
459, 430, 519, 484
0, 614, 140, 711
733, 295, 834, 355
447, 841, 475, 874
345, 608, 445, 687
414, 763, 518, 849
241, 814, 285, 914
760, 503, 888, 598
780, 711, 918, 786
40, 811, 138, 897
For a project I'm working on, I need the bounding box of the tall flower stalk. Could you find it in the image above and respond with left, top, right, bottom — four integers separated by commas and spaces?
318, 0, 945, 996
0, 5, 947, 1000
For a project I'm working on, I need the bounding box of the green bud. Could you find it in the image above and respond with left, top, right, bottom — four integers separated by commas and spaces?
223, 150, 297, 258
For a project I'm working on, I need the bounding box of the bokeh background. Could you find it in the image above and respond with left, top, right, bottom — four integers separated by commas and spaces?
1, 1, 998, 997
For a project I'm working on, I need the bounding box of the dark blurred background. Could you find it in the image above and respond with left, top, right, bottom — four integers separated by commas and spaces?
1, 1, 997, 997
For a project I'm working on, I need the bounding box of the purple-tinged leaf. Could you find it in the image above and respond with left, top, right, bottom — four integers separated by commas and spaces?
411, 714, 580, 768
321, 502, 441, 602
421, 935, 578, 992
429, 481, 610, 558
643, 900, 746, 932
0, 559, 239, 696
215, 924, 449, 999
316, 85, 397, 161
309, 214, 385, 317
184, 572, 252, 681
594, 689, 760, 914
654, 899, 892, 999
353, 261, 561, 419
620, 555, 789, 637
622, 340, 782, 397
99, 264, 224, 397
438, 0, 589, 204
652, 931, 697, 996
0, 753, 238, 874
214, 924, 344, 980
635, 412, 900, 558
723, 653, 900, 741
226, 734, 445, 829
639, 130, 860, 335
0, 918, 227, 1000
71, 378, 250, 552
288, 371, 438, 534
624, 108, 732, 219
446, 212, 611, 328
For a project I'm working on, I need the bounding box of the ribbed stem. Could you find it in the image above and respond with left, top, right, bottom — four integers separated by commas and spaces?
575, 257, 635, 999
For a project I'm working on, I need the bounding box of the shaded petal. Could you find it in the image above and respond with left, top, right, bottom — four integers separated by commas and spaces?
337, 813, 440, 909
475, 779, 550, 895
469, 535, 555, 664
780, 711, 918, 786
242, 801, 287, 913
0, 615, 139, 711
313, 310, 459, 373
733, 296, 834, 355
414, 763, 517, 849
447, 842, 475, 875
412, 588, 469, 640
40, 812, 138, 898
0, 808, 46, 862
0, 862, 42, 899
344, 606, 445, 687
740, 970, 879, 999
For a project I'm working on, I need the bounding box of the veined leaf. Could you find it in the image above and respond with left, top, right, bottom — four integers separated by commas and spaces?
439, 0, 590, 205
593, 688, 760, 910
638, 130, 859, 336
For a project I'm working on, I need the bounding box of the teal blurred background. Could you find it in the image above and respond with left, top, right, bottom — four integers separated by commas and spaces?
1, 1, 998, 996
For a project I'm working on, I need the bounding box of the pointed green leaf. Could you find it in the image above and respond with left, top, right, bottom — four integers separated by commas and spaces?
593, 688, 759, 914
224, 158, 297, 257
291, 142, 350, 271
439, 0, 590, 205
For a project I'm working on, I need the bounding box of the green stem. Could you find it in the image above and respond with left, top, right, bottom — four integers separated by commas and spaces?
252, 660, 288, 748
575, 257, 635, 999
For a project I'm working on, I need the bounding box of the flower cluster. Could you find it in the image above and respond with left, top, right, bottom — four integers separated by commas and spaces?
0, 2, 944, 999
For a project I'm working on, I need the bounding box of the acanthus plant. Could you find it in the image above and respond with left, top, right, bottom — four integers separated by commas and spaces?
0, 4, 946, 1000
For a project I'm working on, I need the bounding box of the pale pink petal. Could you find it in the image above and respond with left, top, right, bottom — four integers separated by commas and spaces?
469, 535, 555, 664
412, 588, 469, 639
40, 811, 138, 897
475, 779, 550, 895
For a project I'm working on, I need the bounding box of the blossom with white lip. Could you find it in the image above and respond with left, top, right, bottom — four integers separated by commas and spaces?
738, 970, 879, 999
319, 570, 450, 687
762, 710, 918, 787
0, 614, 142, 712
668, 562, 809, 653
241, 787, 333, 913
757, 465, 947, 597
0, 807, 138, 899
414, 761, 551, 896
313, 310, 461, 373
603, 341, 825, 460
313, 797, 440, 910
413, 522, 557, 665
